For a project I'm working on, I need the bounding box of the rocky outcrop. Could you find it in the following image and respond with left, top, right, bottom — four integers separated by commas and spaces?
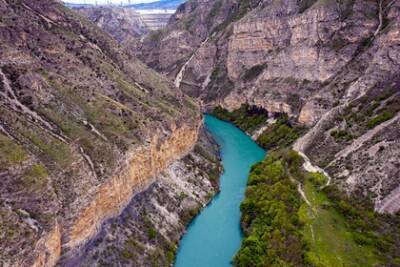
0, 1, 200, 266
133, 0, 400, 212
63, 122, 200, 257
61, 128, 221, 266
132, 0, 243, 75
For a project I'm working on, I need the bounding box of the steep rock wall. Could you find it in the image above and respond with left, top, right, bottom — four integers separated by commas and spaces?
63, 128, 222, 266
64, 121, 200, 254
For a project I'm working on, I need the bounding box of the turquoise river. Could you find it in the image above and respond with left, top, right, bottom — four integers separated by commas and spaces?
175, 115, 266, 267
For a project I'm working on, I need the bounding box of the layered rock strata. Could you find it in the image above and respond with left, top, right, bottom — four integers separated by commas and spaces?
61, 128, 221, 266
133, 0, 400, 212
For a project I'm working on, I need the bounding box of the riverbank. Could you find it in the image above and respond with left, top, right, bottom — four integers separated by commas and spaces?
174, 115, 265, 267
211, 105, 400, 266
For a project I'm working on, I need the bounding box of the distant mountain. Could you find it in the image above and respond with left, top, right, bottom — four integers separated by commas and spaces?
65, 0, 186, 10
64, 2, 93, 8
126, 0, 185, 10
74, 6, 149, 41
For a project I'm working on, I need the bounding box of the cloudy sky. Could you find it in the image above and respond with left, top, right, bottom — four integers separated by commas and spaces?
65, 0, 157, 4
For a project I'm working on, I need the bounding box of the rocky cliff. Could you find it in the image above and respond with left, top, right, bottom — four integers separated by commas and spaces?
62, 128, 221, 266
133, 0, 400, 213
0, 1, 200, 266
72, 6, 176, 46
74, 6, 149, 44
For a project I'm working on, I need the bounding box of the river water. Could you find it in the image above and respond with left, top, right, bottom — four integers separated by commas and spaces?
174, 115, 266, 267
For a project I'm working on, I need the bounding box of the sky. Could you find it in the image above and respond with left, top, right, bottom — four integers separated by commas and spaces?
64, 0, 158, 4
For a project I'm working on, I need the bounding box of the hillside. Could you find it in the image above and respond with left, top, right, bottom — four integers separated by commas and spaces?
133, 0, 400, 214
0, 0, 200, 265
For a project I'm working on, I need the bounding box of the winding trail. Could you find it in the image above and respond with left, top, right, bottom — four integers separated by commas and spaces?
174, 37, 209, 88
297, 151, 332, 188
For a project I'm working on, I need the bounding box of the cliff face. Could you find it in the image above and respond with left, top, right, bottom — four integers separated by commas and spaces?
74, 6, 149, 43
0, 1, 200, 266
132, 0, 245, 75
63, 122, 200, 258
133, 0, 400, 212
62, 128, 222, 266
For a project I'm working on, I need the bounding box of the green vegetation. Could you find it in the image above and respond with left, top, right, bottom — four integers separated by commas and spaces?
148, 227, 157, 240
234, 150, 304, 266
257, 116, 305, 149
335, 86, 400, 143
120, 237, 144, 260
18, 123, 73, 168
211, 106, 305, 150
166, 248, 175, 265
330, 37, 348, 50
0, 134, 26, 167
181, 206, 202, 225
300, 177, 381, 266
330, 128, 353, 141
235, 149, 400, 266
367, 111, 395, 129
211, 104, 268, 133
149, 30, 164, 42
22, 164, 48, 191
206, 0, 222, 24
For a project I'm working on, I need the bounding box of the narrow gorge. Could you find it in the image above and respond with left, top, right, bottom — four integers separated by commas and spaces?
1, 0, 400, 266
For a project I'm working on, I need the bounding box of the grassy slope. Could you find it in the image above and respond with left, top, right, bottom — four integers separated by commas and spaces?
300, 176, 381, 266
234, 148, 399, 267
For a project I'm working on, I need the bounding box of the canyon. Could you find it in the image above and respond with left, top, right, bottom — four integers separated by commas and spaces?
134, 0, 400, 214
71, 4, 178, 42
1, 0, 400, 266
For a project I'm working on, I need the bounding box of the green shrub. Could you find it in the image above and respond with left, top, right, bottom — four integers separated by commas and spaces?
330, 129, 353, 141
0, 134, 26, 167
211, 104, 268, 133
367, 111, 394, 129
22, 164, 48, 191
256, 116, 305, 149
330, 37, 347, 50
148, 227, 157, 239
234, 150, 304, 267
236, 148, 400, 266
